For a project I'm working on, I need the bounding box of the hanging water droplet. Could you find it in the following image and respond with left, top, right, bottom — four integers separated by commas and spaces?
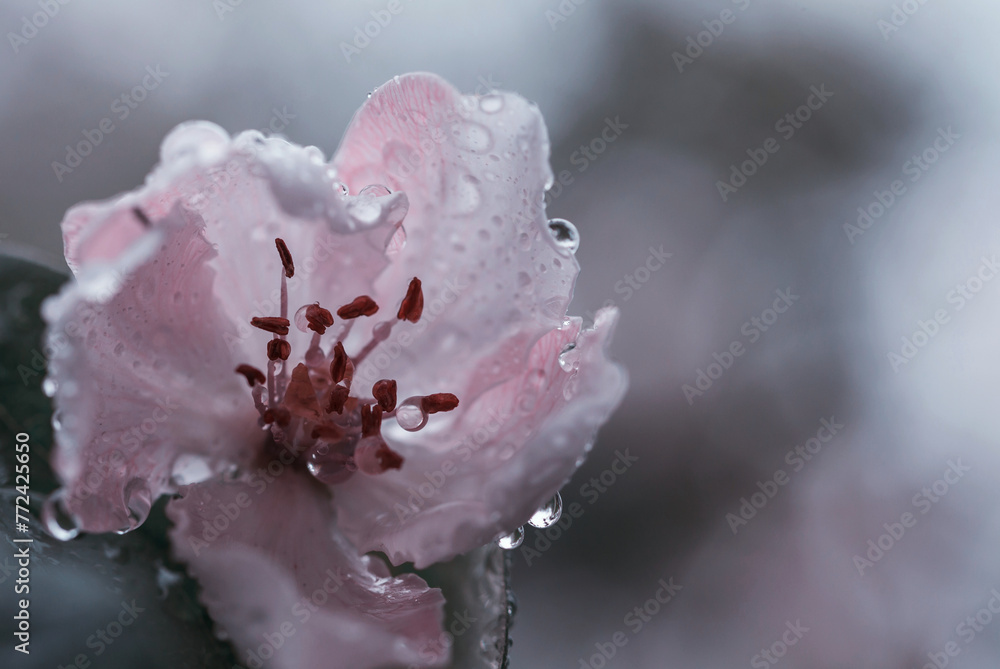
528, 492, 563, 528
479, 94, 504, 114
42, 378, 57, 397
547, 218, 580, 254
394, 399, 428, 432
42, 490, 80, 541
558, 342, 581, 372
306, 439, 356, 485
123, 478, 152, 531
497, 526, 524, 549
359, 184, 392, 198
293, 304, 312, 333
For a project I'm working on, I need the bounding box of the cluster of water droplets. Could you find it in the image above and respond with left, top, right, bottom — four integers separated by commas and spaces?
497, 491, 563, 550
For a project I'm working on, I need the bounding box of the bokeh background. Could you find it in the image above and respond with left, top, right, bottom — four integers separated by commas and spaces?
3, 0, 1000, 667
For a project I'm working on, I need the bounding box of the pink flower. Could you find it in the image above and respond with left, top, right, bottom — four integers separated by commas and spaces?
42, 73, 626, 667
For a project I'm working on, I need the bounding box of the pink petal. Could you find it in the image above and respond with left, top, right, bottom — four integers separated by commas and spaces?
333, 74, 580, 404
166, 470, 447, 669
43, 203, 262, 533
334, 307, 627, 568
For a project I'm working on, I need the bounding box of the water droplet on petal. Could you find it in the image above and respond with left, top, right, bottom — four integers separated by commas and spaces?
528, 492, 563, 528
42, 490, 80, 540
559, 343, 581, 372
450, 121, 493, 153
498, 526, 524, 550
479, 94, 504, 114
359, 184, 392, 198
394, 399, 428, 432
547, 218, 580, 254
42, 378, 57, 397
123, 478, 152, 531
306, 440, 356, 485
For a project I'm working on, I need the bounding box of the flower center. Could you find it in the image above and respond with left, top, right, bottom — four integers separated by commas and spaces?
234, 237, 459, 485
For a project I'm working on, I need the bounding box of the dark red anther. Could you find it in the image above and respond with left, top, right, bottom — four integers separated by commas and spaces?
251, 316, 290, 335
267, 338, 291, 361
397, 277, 423, 323
337, 295, 379, 319
326, 384, 350, 414
311, 423, 344, 441
361, 403, 383, 437
275, 238, 294, 278
132, 207, 151, 227
305, 303, 334, 335
372, 441, 403, 471
422, 393, 459, 414
235, 364, 266, 387
272, 406, 291, 427
372, 379, 397, 412
330, 342, 350, 383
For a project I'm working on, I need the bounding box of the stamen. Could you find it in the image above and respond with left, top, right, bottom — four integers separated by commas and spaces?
267, 339, 291, 361
274, 238, 295, 278
330, 342, 350, 384
132, 207, 152, 227
360, 403, 383, 437
326, 385, 350, 414
311, 423, 344, 441
353, 321, 394, 366
397, 277, 423, 323
372, 379, 397, 412
422, 393, 459, 414
337, 295, 379, 319
355, 437, 404, 474
305, 304, 334, 334
235, 364, 266, 387
251, 317, 290, 335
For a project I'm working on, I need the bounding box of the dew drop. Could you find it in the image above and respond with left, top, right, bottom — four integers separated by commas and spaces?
497, 526, 524, 550
123, 478, 152, 531
394, 399, 428, 432
547, 218, 580, 254
528, 492, 563, 528
42, 490, 79, 541
42, 378, 57, 397
306, 440, 356, 485
359, 184, 392, 198
293, 304, 312, 332
479, 94, 504, 114
450, 121, 493, 153
558, 342, 581, 372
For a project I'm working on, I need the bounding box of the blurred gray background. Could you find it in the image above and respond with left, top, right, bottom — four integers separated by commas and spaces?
3, 0, 1000, 667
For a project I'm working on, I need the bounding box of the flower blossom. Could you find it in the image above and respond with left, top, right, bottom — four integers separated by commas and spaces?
41, 73, 627, 667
